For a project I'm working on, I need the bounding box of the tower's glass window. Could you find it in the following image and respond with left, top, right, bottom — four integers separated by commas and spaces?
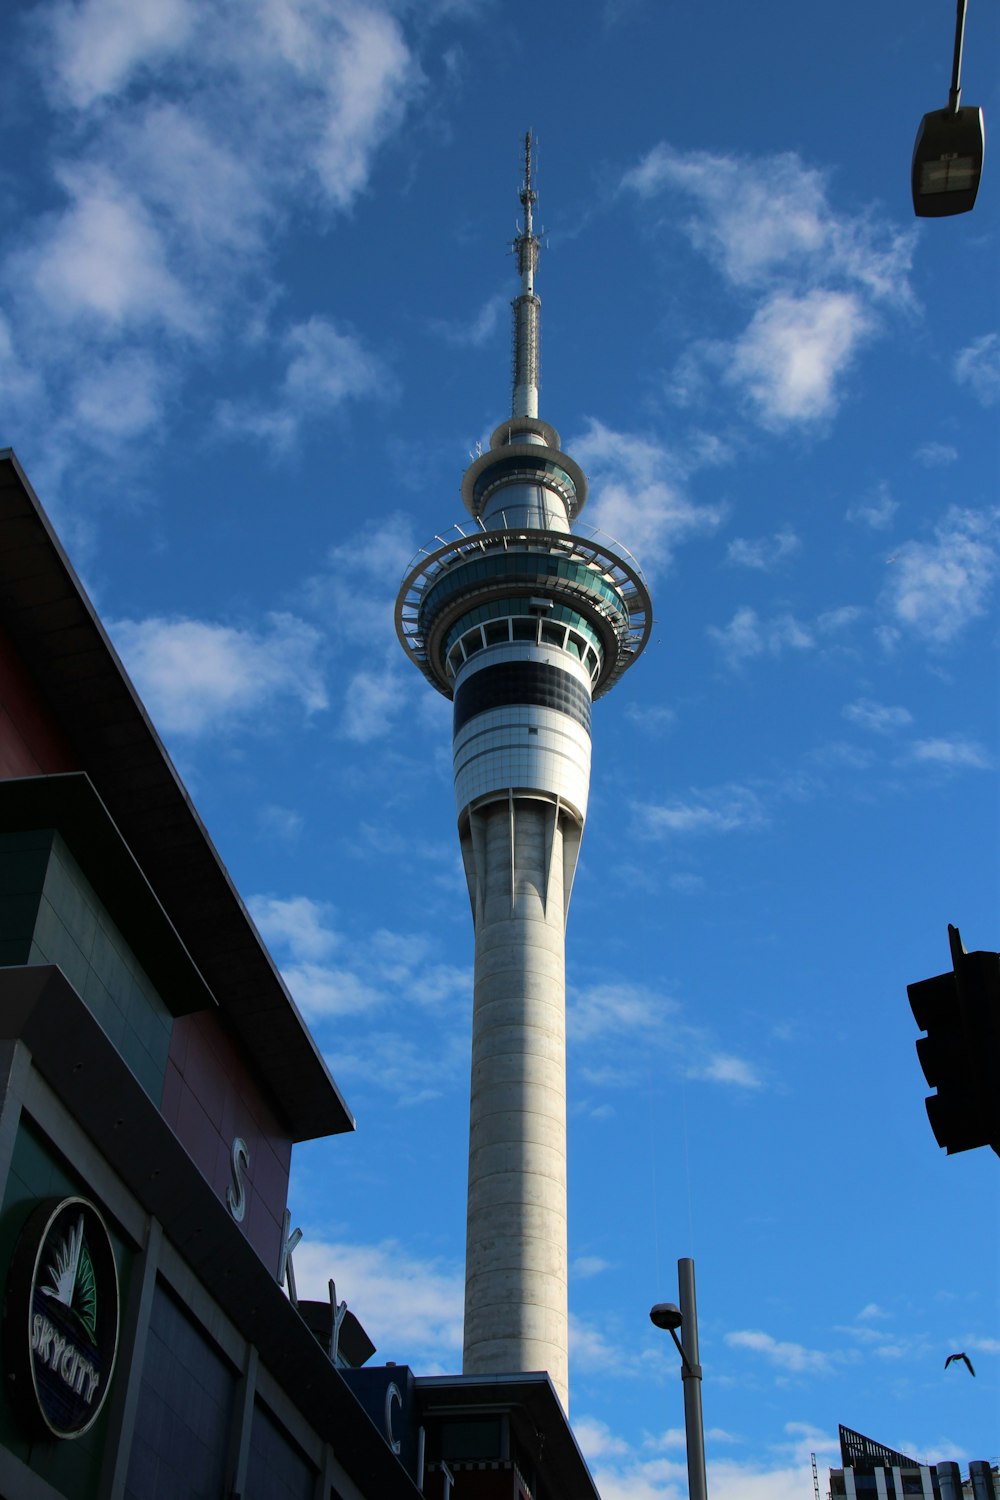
484, 621, 510, 646
566, 632, 584, 659
541, 622, 565, 648
512, 618, 537, 642
464, 629, 485, 656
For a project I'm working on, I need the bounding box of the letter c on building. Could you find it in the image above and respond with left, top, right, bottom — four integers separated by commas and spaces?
385, 1381, 402, 1455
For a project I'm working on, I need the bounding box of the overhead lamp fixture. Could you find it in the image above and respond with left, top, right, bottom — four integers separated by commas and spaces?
912, 0, 985, 216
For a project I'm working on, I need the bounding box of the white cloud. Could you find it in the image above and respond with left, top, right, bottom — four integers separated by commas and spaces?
623, 147, 913, 303
953, 332, 1000, 407
909, 737, 992, 771
842, 698, 913, 734
726, 529, 800, 570
5, 0, 425, 485
25, 165, 195, 333
691, 1053, 762, 1089
430, 292, 507, 348
308, 4, 418, 209
725, 1328, 832, 1375
635, 784, 768, 836
622, 145, 912, 428
110, 611, 328, 736
727, 289, 871, 427
253, 896, 470, 1036
881, 506, 998, 646
572, 1255, 611, 1280
257, 803, 303, 843
915, 441, 958, 468
569, 983, 673, 1043
846, 482, 898, 531
573, 419, 725, 573
625, 702, 676, 735
249, 894, 340, 962
44, 0, 196, 108
69, 350, 169, 446
707, 606, 814, 666
582, 1417, 824, 1500
289, 1236, 462, 1367
217, 316, 391, 452
340, 666, 406, 743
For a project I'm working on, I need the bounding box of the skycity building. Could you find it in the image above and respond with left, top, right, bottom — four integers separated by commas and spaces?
395, 136, 651, 1410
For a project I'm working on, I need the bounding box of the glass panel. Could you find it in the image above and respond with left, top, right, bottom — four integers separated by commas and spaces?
541, 622, 565, 647
484, 621, 510, 646
512, 618, 537, 641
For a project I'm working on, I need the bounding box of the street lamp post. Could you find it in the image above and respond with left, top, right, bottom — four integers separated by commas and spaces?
650, 1257, 708, 1500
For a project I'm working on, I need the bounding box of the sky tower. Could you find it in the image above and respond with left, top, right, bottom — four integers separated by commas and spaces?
395, 134, 651, 1411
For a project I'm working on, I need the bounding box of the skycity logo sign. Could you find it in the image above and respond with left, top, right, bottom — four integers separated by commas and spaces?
5, 1196, 120, 1440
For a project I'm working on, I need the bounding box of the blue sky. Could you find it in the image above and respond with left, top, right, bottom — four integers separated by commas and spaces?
2, 0, 998, 1494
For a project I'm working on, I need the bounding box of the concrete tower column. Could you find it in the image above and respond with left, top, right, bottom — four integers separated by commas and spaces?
460, 797, 582, 1403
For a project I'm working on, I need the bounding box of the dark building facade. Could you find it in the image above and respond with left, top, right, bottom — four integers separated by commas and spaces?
0, 450, 602, 1500
829, 1426, 999, 1500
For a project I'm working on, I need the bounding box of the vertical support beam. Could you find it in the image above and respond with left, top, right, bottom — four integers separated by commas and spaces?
103, 1218, 164, 1500
228, 1345, 260, 1499
678, 1257, 708, 1500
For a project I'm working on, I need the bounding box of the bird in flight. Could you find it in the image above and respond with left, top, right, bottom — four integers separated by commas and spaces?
944, 1352, 976, 1376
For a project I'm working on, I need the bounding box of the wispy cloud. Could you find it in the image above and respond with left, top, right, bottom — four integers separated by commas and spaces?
880, 505, 998, 647
909, 736, 992, 771
622, 145, 914, 429
429, 292, 507, 348
842, 698, 913, 734
290, 1235, 462, 1369
953, 332, 1000, 407
573, 419, 726, 573
250, 892, 470, 1037
727, 289, 872, 428
691, 1053, 762, 1089
568, 977, 761, 1095
634, 783, 768, 836
580, 1417, 822, 1500
914, 441, 958, 468
726, 529, 801, 570
707, 606, 815, 666
6, 0, 425, 487
725, 1329, 833, 1375
846, 482, 898, 531
215, 316, 392, 453
110, 611, 328, 736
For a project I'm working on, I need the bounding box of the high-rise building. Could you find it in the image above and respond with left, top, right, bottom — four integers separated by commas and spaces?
395, 135, 651, 1410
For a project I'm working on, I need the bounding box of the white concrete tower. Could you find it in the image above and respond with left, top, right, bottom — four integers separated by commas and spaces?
395, 134, 651, 1412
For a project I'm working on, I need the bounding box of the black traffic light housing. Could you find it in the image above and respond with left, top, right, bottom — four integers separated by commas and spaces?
908, 925, 1000, 1155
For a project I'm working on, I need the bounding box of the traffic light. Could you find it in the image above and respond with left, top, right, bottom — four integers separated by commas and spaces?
907, 925, 1000, 1155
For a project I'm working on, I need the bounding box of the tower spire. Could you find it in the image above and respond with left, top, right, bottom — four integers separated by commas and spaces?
512, 129, 540, 420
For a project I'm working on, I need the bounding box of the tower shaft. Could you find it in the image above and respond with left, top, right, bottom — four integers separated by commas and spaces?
461, 798, 581, 1398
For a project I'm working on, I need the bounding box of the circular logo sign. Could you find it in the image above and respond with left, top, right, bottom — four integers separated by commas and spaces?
4, 1196, 120, 1439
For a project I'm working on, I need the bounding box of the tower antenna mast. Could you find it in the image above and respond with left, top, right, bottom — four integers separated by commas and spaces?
512, 129, 541, 420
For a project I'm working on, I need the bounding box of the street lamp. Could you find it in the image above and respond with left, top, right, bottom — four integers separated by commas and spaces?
650, 1257, 708, 1500
912, 0, 985, 217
